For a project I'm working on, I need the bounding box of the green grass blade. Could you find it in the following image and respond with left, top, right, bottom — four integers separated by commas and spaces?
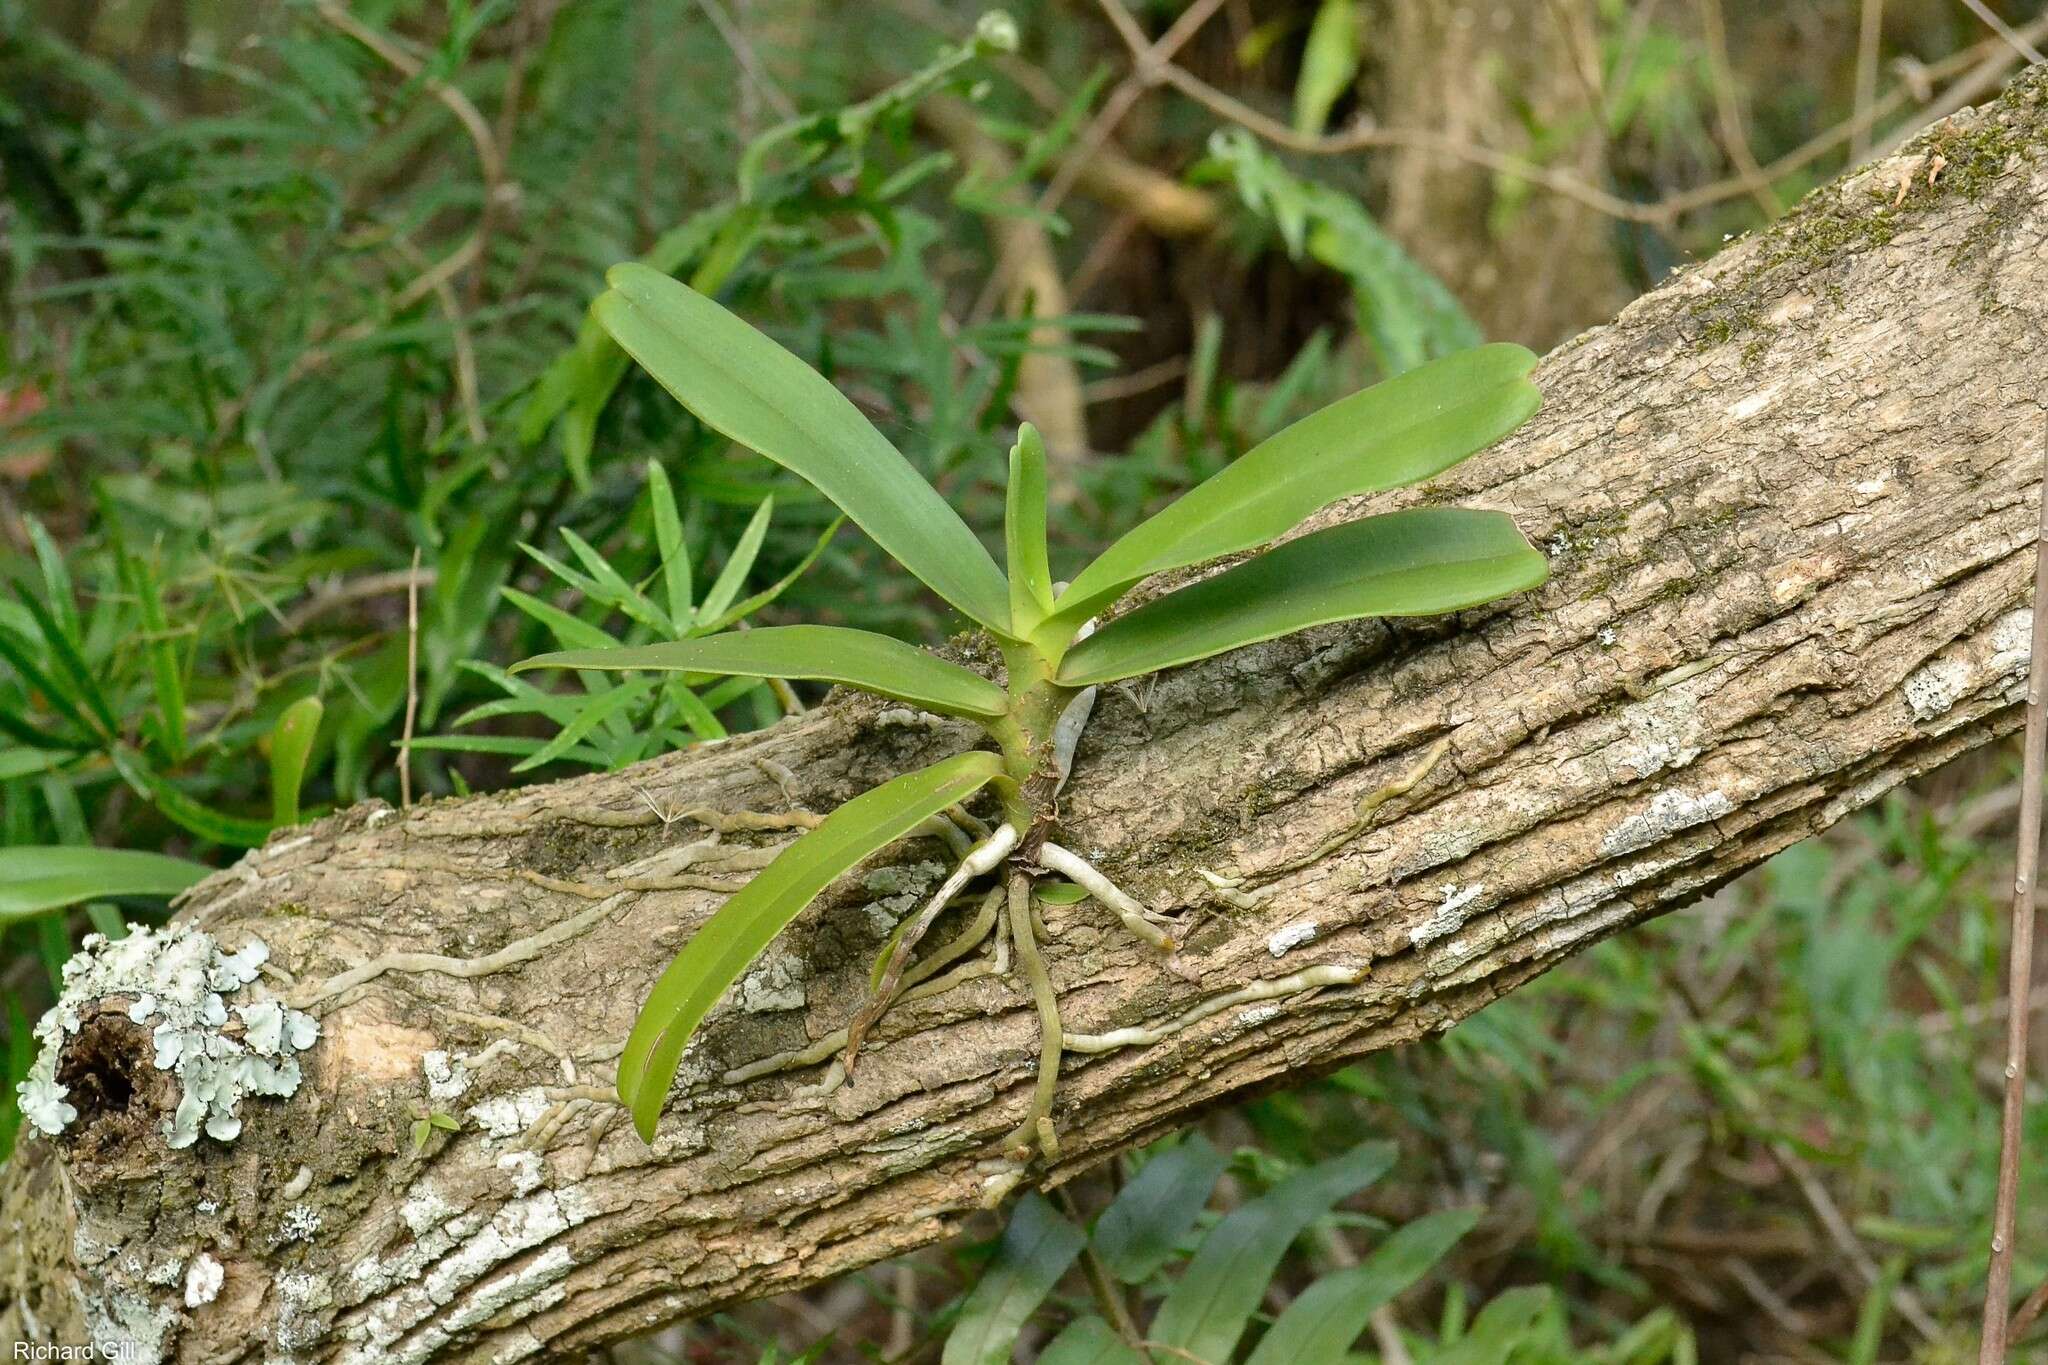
1054, 344, 1538, 625
0, 845, 210, 922
1058, 507, 1547, 687
1149, 1139, 1397, 1363
647, 460, 696, 627
1006, 423, 1054, 632
699, 515, 844, 633
269, 695, 324, 828
698, 497, 774, 626
500, 586, 617, 651
1242, 1208, 1479, 1365
616, 749, 1003, 1139
595, 264, 1012, 632
1091, 1134, 1229, 1282
517, 626, 1010, 721
942, 1193, 1087, 1365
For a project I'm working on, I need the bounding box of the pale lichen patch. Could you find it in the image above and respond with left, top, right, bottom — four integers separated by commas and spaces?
15, 923, 318, 1148
183, 1252, 223, 1309
1409, 883, 1485, 947
1601, 788, 1734, 857
1265, 920, 1318, 957
1903, 656, 1970, 720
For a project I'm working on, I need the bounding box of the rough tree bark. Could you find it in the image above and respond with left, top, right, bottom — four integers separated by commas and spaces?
4, 73, 2046, 1365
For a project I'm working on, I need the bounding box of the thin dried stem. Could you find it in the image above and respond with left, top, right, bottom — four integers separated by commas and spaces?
1980, 414, 2048, 1362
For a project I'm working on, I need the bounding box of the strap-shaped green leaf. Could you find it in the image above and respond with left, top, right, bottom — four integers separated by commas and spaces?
596, 263, 1013, 632
516, 625, 1009, 720
1242, 1207, 1479, 1364
1006, 423, 1054, 632
617, 749, 1004, 1140
1058, 507, 1547, 687
1053, 343, 1538, 626
1149, 1140, 1397, 1363
942, 1193, 1087, 1365
1092, 1134, 1230, 1282
1036, 1318, 1144, 1365
1, 846, 210, 923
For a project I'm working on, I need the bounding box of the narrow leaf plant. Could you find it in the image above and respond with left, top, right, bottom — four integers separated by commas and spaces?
517, 262, 1549, 1149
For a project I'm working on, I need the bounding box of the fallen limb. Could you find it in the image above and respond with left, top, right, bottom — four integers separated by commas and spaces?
4, 73, 2047, 1365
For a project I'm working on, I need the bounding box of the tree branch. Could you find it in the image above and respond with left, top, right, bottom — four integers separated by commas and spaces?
5, 72, 2047, 1365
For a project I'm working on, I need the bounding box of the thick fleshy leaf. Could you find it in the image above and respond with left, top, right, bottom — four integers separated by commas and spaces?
516, 626, 1009, 720
1242, 1208, 1479, 1365
1058, 507, 1546, 687
596, 263, 1012, 631
1052, 343, 1538, 627
942, 1193, 1087, 1365
1006, 423, 1054, 632
0, 846, 210, 923
1092, 1134, 1230, 1282
1149, 1140, 1397, 1363
616, 750, 1004, 1140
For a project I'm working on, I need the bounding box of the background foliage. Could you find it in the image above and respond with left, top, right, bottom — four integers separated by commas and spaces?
4, 0, 2045, 1359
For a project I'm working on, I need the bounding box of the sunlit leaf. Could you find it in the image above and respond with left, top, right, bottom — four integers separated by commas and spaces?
0, 845, 210, 922
1058, 507, 1547, 686
596, 263, 1012, 631
616, 750, 1004, 1140
942, 1193, 1087, 1365
518, 626, 1010, 720
269, 696, 324, 827
1242, 1207, 1478, 1364
1053, 344, 1538, 627
1149, 1140, 1397, 1363
1006, 423, 1054, 632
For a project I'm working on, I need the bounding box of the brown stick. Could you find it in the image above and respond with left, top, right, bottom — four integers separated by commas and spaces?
1981, 412, 2048, 1362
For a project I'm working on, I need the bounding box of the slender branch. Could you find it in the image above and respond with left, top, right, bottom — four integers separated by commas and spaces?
1961, 0, 2048, 67
1694, 0, 1782, 217
1980, 410, 2048, 1362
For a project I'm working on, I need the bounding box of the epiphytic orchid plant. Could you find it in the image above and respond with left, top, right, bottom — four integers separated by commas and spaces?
517, 262, 1548, 1150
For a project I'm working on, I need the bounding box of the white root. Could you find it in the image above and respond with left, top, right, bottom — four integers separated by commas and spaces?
1035, 842, 1176, 951
1063, 962, 1367, 1053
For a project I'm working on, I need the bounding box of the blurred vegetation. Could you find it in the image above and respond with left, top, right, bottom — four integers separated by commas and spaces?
3, 0, 2045, 1359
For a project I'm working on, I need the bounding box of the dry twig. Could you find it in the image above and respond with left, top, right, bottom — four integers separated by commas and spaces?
1980, 412, 2048, 1362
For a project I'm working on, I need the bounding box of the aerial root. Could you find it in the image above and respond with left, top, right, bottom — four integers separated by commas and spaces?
1197, 736, 1452, 907
844, 824, 1020, 1073
723, 886, 1006, 1086
1034, 842, 1177, 952
289, 892, 629, 1011
1001, 869, 1065, 1162
1063, 961, 1367, 1054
